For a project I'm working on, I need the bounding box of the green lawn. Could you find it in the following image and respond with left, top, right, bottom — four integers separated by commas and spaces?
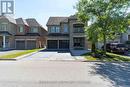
83, 52, 130, 62
0, 49, 41, 59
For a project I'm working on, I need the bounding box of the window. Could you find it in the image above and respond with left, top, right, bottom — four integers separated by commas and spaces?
73, 24, 84, 33
63, 24, 68, 33
73, 38, 84, 47
50, 26, 60, 33
19, 26, 24, 32
31, 27, 38, 33
51, 26, 55, 33
74, 27, 84, 33
55, 27, 60, 33
0, 23, 7, 31
128, 35, 130, 40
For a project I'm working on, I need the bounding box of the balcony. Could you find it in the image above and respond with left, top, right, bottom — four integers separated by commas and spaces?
73, 28, 85, 37
73, 28, 85, 33
73, 23, 85, 34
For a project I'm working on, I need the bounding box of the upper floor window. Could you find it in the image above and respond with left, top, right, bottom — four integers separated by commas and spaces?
73, 24, 84, 33
49, 26, 60, 33
31, 27, 38, 33
63, 24, 69, 33
55, 26, 60, 33
50, 26, 55, 33
19, 26, 24, 33
74, 27, 84, 33
0, 23, 7, 31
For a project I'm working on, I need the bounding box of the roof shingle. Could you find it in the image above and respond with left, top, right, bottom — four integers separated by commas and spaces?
46, 17, 68, 26
0, 15, 16, 24
26, 18, 41, 27
16, 18, 29, 26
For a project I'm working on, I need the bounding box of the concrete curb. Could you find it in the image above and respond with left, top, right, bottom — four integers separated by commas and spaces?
0, 58, 16, 61
15, 49, 44, 60
73, 56, 130, 63
14, 51, 38, 60
82, 60, 130, 63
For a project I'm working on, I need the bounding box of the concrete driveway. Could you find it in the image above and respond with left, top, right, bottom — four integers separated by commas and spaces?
21, 50, 76, 61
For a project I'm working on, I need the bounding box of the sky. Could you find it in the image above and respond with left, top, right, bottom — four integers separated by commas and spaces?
14, 0, 78, 29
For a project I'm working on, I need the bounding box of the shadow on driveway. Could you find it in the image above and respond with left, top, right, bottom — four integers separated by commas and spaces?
90, 63, 130, 87
39, 49, 70, 53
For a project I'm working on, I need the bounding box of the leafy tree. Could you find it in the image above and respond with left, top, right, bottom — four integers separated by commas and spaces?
76, 0, 130, 55
85, 23, 98, 52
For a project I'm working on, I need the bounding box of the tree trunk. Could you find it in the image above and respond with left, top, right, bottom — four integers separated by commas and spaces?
91, 31, 98, 54
103, 32, 107, 55
92, 42, 96, 53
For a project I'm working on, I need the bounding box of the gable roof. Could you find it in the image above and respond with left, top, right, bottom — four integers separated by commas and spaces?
16, 18, 29, 26
69, 15, 77, 20
26, 18, 41, 27
0, 15, 16, 24
23, 19, 29, 26
46, 17, 68, 26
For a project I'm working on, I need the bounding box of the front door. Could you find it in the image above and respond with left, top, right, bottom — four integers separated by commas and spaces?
73, 37, 85, 49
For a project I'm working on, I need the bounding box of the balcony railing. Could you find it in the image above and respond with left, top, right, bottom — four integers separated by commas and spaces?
73, 28, 85, 33
73, 31, 85, 33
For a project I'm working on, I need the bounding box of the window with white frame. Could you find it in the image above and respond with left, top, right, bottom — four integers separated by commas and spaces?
55, 26, 60, 33
50, 26, 60, 33
73, 24, 84, 33
0, 23, 7, 31
63, 24, 68, 33
19, 26, 24, 32
51, 26, 55, 33
31, 27, 38, 33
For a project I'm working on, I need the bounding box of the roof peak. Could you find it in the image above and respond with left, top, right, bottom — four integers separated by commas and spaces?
0, 15, 16, 24
50, 16, 68, 18
47, 17, 69, 26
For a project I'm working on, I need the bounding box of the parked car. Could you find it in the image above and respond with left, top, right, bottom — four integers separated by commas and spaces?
102, 43, 128, 54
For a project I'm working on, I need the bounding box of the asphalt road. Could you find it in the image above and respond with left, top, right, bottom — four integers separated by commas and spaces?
0, 61, 129, 87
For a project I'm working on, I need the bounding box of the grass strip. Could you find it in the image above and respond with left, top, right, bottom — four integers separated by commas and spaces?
0, 49, 40, 59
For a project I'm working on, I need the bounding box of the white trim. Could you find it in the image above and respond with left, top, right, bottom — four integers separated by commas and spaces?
3, 35, 6, 48
15, 39, 25, 41
26, 39, 36, 41
57, 40, 59, 49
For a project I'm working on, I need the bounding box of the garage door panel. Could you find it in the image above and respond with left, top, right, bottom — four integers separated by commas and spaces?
27, 41, 36, 49
47, 40, 58, 49
16, 41, 25, 50
59, 40, 69, 49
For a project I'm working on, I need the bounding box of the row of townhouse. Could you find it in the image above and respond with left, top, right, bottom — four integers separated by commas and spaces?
46, 15, 130, 50
0, 14, 130, 50
0, 15, 47, 50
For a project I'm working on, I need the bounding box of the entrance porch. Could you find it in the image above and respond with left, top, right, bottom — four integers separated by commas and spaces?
73, 37, 85, 50
0, 35, 10, 49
